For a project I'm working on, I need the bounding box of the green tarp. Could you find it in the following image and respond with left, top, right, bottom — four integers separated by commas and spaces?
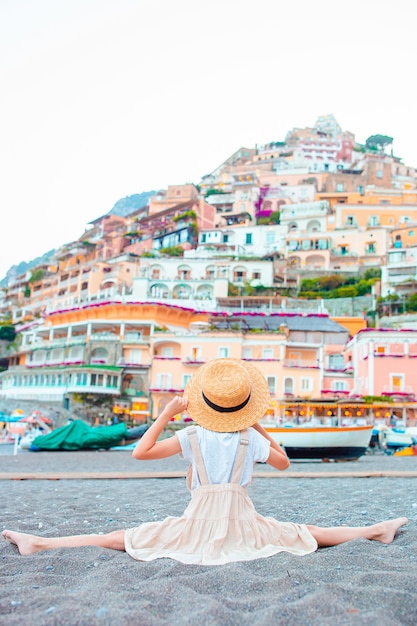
32, 420, 128, 451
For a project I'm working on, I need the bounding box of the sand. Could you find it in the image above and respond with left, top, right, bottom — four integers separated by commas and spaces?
1, 449, 416, 625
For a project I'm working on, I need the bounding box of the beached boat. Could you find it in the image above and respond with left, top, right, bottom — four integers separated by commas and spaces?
265, 424, 374, 461
374, 425, 417, 453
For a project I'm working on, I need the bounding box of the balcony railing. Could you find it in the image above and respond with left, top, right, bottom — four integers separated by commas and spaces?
182, 358, 206, 365
89, 333, 119, 341
149, 387, 184, 393
116, 360, 151, 368
381, 385, 415, 396
283, 359, 319, 369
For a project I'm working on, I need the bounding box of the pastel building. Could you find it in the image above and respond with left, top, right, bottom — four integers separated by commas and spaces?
3, 304, 417, 424
148, 312, 351, 421
345, 328, 417, 420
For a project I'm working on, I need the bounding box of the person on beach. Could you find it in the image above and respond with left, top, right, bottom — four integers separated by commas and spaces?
2, 359, 408, 565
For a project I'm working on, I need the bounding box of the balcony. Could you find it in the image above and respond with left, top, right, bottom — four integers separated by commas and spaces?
122, 333, 145, 344
381, 385, 416, 399
117, 360, 151, 369
149, 387, 184, 393
283, 359, 319, 369
89, 333, 119, 342
182, 357, 206, 365
331, 249, 358, 257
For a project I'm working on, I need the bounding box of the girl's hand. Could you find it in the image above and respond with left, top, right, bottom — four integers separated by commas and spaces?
132, 395, 187, 461
159, 396, 188, 422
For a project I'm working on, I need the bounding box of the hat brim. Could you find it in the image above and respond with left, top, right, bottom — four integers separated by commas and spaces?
184, 359, 271, 432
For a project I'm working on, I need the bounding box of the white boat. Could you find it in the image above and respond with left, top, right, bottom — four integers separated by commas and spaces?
265, 424, 374, 461
375, 425, 417, 451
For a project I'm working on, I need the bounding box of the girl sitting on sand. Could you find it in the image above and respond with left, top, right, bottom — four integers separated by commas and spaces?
2, 359, 408, 565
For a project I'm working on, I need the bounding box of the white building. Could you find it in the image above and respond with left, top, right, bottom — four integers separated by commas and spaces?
132, 256, 275, 306
381, 246, 417, 297
191, 224, 286, 258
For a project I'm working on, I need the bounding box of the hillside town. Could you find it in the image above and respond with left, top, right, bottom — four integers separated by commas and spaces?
1, 114, 417, 426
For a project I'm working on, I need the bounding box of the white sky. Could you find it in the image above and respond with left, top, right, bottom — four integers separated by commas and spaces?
1, 0, 416, 279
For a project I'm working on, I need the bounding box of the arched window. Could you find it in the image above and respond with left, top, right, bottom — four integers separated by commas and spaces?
90, 347, 109, 365
284, 377, 294, 395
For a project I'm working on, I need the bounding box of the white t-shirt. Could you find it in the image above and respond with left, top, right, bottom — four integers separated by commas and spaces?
176, 426, 271, 489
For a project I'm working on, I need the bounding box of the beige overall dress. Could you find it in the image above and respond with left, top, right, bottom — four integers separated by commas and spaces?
125, 428, 317, 565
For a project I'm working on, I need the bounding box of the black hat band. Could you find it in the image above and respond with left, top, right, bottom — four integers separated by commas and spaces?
202, 391, 251, 413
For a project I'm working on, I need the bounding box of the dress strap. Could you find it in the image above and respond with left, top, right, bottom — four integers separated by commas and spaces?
231, 429, 249, 484
187, 427, 210, 485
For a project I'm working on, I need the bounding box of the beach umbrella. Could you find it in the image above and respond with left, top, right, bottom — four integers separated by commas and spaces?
18, 416, 38, 424
18, 415, 53, 425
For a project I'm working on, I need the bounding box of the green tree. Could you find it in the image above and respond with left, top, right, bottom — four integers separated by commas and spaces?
29, 269, 45, 283
406, 293, 417, 312
365, 134, 393, 152
159, 246, 184, 257
318, 275, 346, 292
0, 325, 16, 342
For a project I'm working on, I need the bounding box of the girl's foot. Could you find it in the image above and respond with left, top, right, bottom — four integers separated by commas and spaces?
2, 530, 45, 555
371, 517, 408, 544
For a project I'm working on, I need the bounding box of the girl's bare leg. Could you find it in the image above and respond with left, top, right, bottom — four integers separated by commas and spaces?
307, 517, 408, 548
2, 529, 125, 556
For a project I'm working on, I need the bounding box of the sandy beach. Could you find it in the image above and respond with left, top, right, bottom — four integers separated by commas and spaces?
1, 449, 416, 625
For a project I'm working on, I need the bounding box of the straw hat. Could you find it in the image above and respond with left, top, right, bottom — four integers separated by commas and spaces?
184, 358, 270, 432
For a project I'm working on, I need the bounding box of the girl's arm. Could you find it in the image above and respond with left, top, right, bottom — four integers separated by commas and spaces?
132, 396, 187, 460
252, 422, 290, 471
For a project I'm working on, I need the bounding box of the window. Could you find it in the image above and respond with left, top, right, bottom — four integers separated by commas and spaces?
157, 373, 172, 389
266, 231, 275, 244
376, 169, 383, 179
262, 348, 274, 359
376, 345, 387, 354
328, 354, 345, 370
357, 185, 363, 193
223, 235, 229, 243
129, 349, 142, 364
284, 377, 294, 394
345, 215, 356, 226
300, 377, 312, 392
336, 183, 344, 192
190, 346, 201, 361
201, 234, 206, 243
266, 376, 276, 394
219, 347, 229, 358
161, 347, 173, 357
252, 271, 261, 280
390, 374, 404, 391
183, 374, 192, 387
331, 380, 348, 391
245, 233, 253, 244
366, 242, 376, 253
242, 348, 252, 359
368, 216, 379, 226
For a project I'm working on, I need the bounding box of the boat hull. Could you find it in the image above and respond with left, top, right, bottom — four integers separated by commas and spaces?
265, 425, 373, 461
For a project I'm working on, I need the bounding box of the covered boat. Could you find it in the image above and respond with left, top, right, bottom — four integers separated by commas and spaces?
30, 420, 148, 451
